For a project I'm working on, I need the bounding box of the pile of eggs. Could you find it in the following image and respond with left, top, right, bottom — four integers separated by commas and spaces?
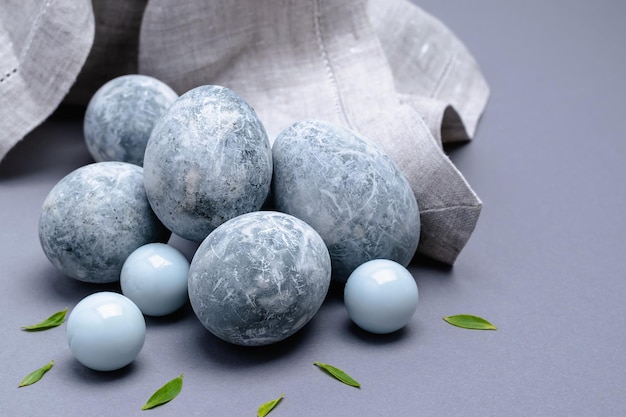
39, 75, 421, 371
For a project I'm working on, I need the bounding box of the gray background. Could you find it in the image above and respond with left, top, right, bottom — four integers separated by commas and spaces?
2, 0, 625, 415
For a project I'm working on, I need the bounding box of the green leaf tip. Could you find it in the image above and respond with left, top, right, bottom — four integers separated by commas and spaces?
443, 314, 497, 330
257, 393, 284, 417
314, 361, 361, 388
18, 360, 54, 387
21, 307, 68, 331
141, 373, 183, 410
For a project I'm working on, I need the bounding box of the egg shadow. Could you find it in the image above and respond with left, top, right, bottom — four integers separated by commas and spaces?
192, 311, 318, 369
36, 262, 121, 306
323, 279, 346, 303
409, 252, 453, 271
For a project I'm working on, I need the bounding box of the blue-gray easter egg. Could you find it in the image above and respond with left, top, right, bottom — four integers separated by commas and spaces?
143, 85, 273, 242
188, 211, 331, 346
39, 162, 170, 283
272, 120, 420, 283
83, 74, 178, 166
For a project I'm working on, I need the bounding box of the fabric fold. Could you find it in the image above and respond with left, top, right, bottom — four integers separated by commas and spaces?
139, 0, 485, 264
0, 0, 489, 265
0, 0, 94, 163
368, 0, 490, 141
65, 0, 148, 105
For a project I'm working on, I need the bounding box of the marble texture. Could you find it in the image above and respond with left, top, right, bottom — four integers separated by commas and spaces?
143, 85, 273, 242
188, 211, 331, 346
38, 162, 170, 283
83, 74, 178, 166
272, 120, 421, 283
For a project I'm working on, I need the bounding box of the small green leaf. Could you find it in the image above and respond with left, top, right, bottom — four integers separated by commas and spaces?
141, 374, 183, 410
21, 307, 68, 331
257, 393, 284, 417
18, 360, 54, 387
314, 362, 361, 388
443, 314, 497, 330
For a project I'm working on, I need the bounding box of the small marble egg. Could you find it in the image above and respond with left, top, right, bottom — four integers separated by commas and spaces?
83, 74, 178, 166
66, 292, 146, 371
344, 259, 419, 334
188, 211, 331, 346
121, 243, 190, 316
272, 120, 420, 283
143, 85, 273, 242
38, 162, 170, 283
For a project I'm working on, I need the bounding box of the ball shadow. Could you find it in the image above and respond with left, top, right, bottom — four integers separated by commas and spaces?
144, 302, 194, 327
345, 318, 412, 345
64, 354, 141, 384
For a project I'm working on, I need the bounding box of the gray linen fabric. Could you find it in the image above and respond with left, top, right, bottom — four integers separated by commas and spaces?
0, 0, 93, 161
0, 0, 489, 265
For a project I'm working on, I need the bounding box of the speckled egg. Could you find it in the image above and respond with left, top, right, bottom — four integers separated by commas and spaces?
188, 211, 331, 346
143, 85, 273, 242
39, 162, 170, 283
272, 120, 420, 283
83, 74, 178, 166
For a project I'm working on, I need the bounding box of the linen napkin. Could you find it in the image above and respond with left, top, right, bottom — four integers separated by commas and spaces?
0, 0, 93, 162
0, 0, 489, 265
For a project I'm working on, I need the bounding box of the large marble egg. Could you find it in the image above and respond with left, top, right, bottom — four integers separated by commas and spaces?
143, 85, 273, 242
39, 162, 170, 283
83, 74, 178, 166
188, 211, 331, 346
272, 120, 420, 283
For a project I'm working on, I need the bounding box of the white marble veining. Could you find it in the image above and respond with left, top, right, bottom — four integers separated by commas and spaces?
143, 85, 273, 242
272, 120, 420, 283
188, 211, 331, 346
38, 162, 170, 283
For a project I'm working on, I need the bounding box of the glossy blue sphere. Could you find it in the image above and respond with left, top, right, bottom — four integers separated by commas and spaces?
66, 292, 146, 371
121, 243, 190, 316
344, 259, 419, 334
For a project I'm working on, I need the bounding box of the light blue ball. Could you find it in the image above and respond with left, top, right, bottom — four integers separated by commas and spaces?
66, 292, 146, 371
121, 243, 190, 316
84, 74, 178, 166
344, 259, 419, 334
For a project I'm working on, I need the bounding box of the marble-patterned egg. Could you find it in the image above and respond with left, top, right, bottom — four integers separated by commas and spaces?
272, 120, 420, 283
188, 211, 331, 346
83, 74, 178, 166
39, 162, 170, 283
143, 85, 273, 242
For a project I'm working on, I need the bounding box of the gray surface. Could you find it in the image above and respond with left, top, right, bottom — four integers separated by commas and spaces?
1, 1, 625, 415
